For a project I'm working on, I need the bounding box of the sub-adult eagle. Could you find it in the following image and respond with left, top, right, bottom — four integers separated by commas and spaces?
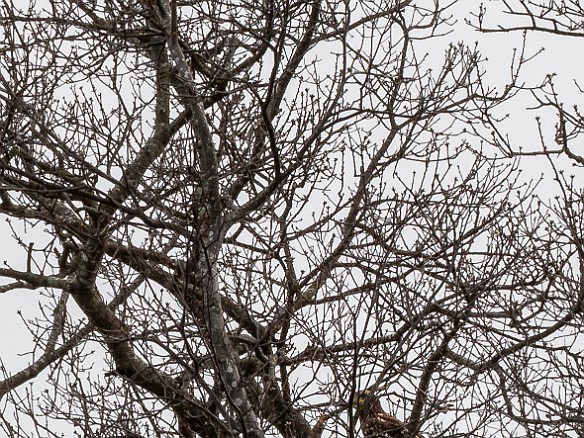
352, 389, 423, 438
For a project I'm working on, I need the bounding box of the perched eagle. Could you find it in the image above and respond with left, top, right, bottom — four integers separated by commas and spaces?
351, 390, 423, 438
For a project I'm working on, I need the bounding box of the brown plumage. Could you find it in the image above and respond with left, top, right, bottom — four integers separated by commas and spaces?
311, 413, 331, 438
352, 390, 423, 438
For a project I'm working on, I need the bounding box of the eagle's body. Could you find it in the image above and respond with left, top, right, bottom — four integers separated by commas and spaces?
353, 390, 423, 438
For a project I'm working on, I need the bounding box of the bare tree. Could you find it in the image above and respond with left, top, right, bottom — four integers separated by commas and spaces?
1, 0, 583, 437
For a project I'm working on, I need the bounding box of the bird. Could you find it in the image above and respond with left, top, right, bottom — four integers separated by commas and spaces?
350, 389, 423, 438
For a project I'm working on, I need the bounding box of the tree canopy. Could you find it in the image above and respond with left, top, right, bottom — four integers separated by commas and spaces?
1, 1, 584, 437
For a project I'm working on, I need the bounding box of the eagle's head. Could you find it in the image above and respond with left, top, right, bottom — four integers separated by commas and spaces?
351, 389, 385, 418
